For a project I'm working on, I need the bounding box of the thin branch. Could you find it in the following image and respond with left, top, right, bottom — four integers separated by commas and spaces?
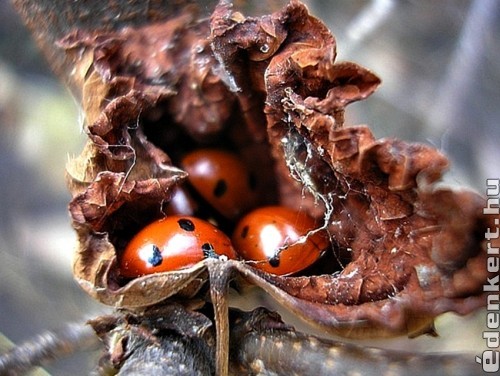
0, 322, 100, 376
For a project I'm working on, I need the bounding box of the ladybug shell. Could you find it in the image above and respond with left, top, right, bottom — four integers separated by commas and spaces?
165, 187, 199, 217
120, 216, 237, 278
181, 149, 259, 219
232, 206, 329, 275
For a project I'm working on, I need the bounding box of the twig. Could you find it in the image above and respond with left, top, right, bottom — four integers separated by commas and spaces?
0, 322, 100, 376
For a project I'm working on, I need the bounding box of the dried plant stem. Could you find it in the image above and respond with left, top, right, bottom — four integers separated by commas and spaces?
0, 323, 99, 376
232, 326, 478, 376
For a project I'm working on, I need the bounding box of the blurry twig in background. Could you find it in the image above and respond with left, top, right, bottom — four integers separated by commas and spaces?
0, 323, 99, 376
344, 0, 396, 55
428, 0, 498, 133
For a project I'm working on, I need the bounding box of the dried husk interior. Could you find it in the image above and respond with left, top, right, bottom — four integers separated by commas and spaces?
64, 0, 496, 336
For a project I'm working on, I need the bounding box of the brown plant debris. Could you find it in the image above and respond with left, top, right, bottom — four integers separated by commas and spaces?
228, 307, 479, 376
41, 0, 493, 339
89, 304, 479, 375
89, 303, 216, 374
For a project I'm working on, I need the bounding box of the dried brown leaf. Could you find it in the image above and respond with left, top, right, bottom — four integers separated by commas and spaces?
209, 0, 495, 338
16, 0, 492, 340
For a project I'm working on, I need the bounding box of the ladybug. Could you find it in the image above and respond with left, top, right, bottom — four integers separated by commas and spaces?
232, 206, 329, 275
120, 215, 237, 278
165, 187, 199, 217
181, 149, 259, 220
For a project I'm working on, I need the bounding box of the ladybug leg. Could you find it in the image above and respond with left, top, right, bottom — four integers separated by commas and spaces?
206, 259, 234, 376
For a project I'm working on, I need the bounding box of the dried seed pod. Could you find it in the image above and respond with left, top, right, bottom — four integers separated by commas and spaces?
25, 0, 492, 337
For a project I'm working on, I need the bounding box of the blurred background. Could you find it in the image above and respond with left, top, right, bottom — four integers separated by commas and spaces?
0, 0, 498, 374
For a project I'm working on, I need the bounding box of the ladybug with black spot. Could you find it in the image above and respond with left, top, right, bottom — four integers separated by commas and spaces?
232, 206, 329, 275
120, 216, 237, 278
180, 149, 259, 220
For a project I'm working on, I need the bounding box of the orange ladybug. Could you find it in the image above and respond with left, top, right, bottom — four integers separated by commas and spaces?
120, 216, 237, 278
181, 149, 259, 220
232, 206, 329, 275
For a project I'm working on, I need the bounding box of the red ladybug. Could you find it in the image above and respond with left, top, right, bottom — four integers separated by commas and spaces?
120, 216, 237, 278
232, 206, 329, 275
181, 149, 259, 220
165, 187, 199, 217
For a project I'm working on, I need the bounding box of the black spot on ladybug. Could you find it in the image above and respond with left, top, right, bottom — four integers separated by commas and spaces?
201, 242, 218, 258
269, 254, 280, 267
213, 179, 227, 198
248, 172, 258, 191
240, 225, 249, 239
178, 218, 195, 231
148, 244, 163, 267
